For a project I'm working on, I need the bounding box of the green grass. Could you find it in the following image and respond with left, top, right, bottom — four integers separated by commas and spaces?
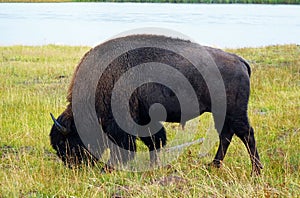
72, 0, 300, 4
0, 44, 299, 197
1, 0, 300, 3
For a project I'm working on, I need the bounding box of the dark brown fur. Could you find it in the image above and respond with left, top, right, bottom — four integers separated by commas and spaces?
50, 35, 262, 175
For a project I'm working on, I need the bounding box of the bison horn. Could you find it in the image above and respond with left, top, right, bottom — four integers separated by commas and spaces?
50, 113, 69, 136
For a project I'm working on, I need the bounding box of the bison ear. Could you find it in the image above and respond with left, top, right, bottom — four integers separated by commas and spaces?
50, 113, 70, 136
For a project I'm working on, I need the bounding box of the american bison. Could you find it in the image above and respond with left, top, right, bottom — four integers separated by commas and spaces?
50, 34, 263, 175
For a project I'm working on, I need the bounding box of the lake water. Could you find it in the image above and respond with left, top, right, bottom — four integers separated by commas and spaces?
0, 3, 299, 48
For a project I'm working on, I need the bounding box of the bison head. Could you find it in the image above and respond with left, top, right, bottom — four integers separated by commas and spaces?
49, 112, 96, 167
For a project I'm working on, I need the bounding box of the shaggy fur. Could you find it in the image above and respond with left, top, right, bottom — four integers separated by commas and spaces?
50, 35, 262, 174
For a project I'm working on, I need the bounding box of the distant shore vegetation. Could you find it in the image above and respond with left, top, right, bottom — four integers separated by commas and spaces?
1, 0, 300, 4
74, 0, 300, 3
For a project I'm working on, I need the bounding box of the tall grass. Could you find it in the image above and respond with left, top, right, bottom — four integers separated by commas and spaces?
72, 0, 300, 4
0, 44, 299, 197
1, 0, 300, 3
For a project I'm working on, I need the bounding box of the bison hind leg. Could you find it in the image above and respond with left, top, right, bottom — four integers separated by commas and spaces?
211, 113, 263, 175
230, 116, 263, 175
139, 122, 167, 166
211, 116, 234, 168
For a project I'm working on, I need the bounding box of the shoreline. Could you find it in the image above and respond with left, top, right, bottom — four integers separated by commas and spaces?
1, 0, 300, 4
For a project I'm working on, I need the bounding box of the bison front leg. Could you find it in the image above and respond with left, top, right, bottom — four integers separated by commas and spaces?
105, 130, 137, 170
140, 123, 167, 167
102, 139, 136, 173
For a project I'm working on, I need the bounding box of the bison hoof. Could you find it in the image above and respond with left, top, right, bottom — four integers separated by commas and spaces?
251, 162, 263, 176
101, 165, 114, 174
207, 160, 223, 168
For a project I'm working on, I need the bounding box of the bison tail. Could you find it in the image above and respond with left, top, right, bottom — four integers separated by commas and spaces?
238, 57, 251, 78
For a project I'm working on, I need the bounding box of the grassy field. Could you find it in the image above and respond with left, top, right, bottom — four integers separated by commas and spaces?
0, 44, 299, 197
72, 0, 300, 4
1, 0, 300, 3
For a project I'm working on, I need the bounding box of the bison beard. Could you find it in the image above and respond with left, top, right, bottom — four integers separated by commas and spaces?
49, 35, 263, 175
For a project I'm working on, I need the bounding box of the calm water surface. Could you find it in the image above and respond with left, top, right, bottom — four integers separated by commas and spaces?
0, 3, 299, 48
